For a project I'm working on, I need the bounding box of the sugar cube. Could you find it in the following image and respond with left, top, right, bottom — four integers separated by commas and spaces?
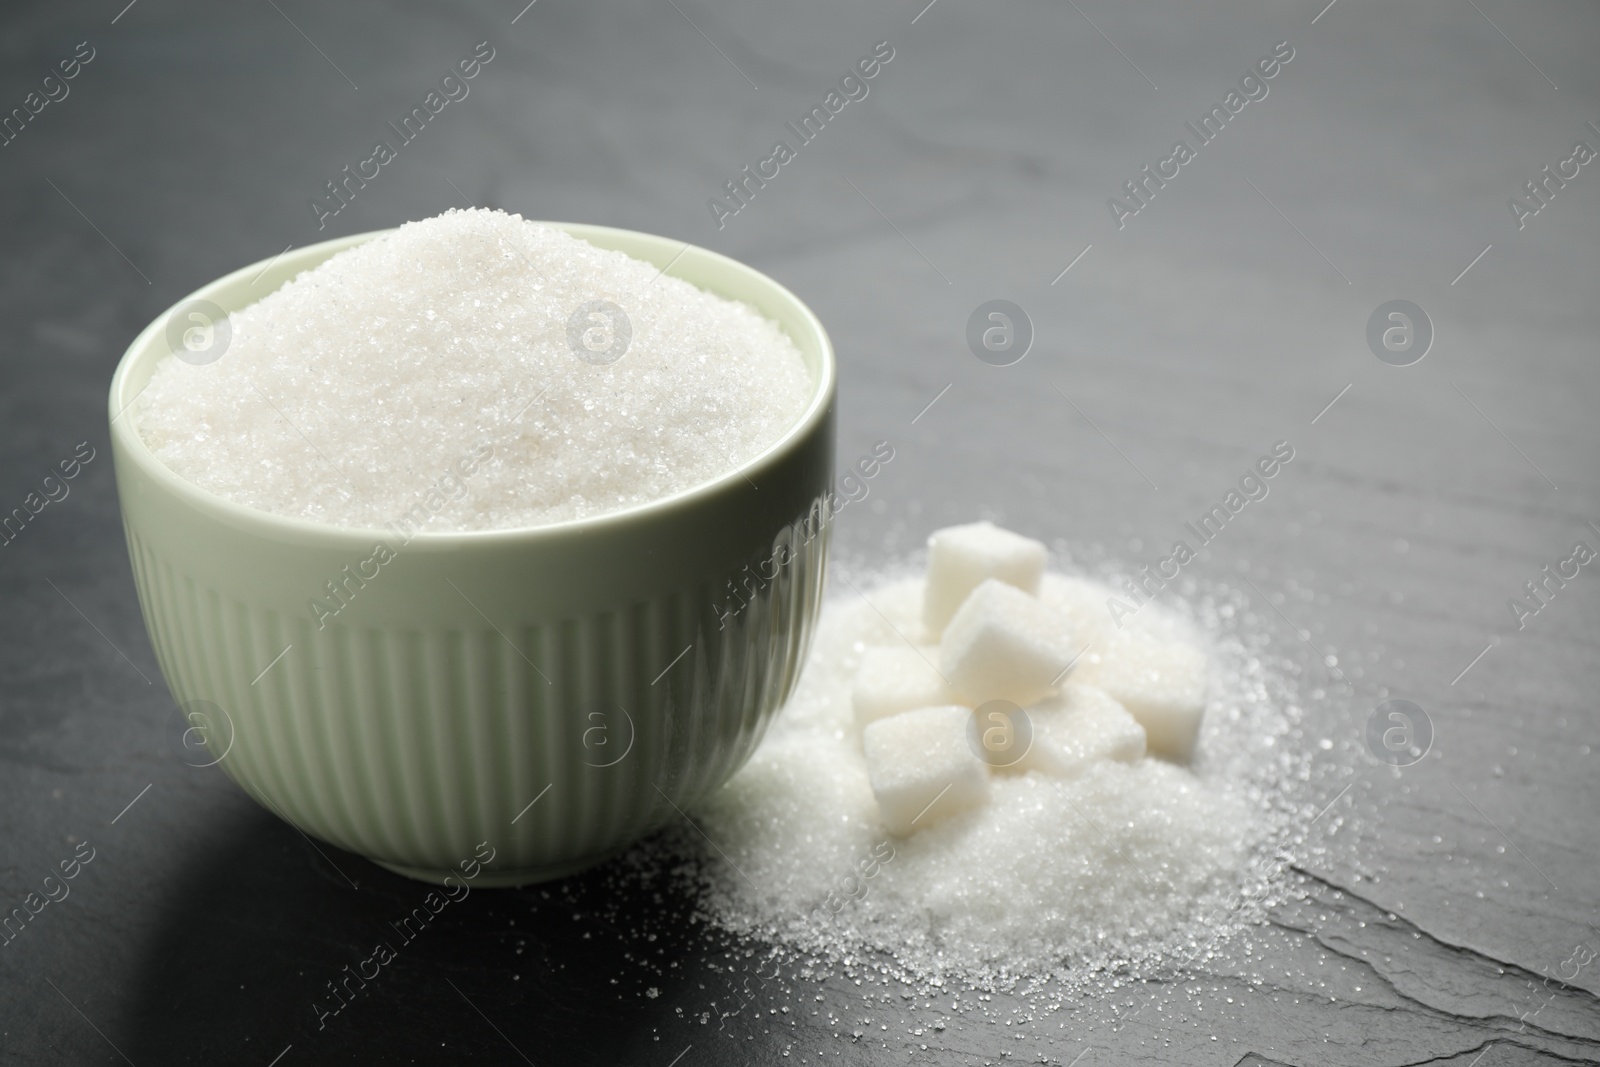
1019, 683, 1146, 779
852, 646, 959, 733
922, 522, 1047, 636
1075, 629, 1207, 762
1037, 573, 1114, 653
862, 705, 990, 836
940, 579, 1077, 707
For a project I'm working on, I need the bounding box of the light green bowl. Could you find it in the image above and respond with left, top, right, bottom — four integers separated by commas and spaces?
109, 224, 835, 886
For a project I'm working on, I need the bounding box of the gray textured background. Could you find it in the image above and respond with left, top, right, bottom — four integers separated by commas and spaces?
1, 1, 1597, 1064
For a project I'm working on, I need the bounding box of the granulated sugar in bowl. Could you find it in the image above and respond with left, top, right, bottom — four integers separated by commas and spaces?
110, 211, 836, 885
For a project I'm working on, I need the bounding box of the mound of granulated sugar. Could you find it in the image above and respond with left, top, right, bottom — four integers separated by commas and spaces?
135, 209, 813, 530
676, 553, 1305, 994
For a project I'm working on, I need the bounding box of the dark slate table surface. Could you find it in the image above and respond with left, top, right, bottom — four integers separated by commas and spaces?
2, 1, 1598, 1064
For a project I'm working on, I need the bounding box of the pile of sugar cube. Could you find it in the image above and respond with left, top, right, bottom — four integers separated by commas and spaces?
857, 522, 1209, 836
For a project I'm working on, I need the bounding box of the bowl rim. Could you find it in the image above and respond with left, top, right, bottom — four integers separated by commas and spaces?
109, 221, 836, 547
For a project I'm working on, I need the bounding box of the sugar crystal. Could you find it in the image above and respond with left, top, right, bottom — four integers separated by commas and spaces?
135, 209, 813, 530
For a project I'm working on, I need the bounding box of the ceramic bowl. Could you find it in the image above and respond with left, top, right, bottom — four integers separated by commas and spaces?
109, 224, 835, 886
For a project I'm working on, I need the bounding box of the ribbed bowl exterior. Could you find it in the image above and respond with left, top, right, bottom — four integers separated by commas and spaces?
119, 503, 829, 883
110, 226, 836, 885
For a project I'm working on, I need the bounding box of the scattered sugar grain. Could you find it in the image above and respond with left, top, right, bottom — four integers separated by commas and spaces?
135, 208, 813, 530
678, 565, 1310, 997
